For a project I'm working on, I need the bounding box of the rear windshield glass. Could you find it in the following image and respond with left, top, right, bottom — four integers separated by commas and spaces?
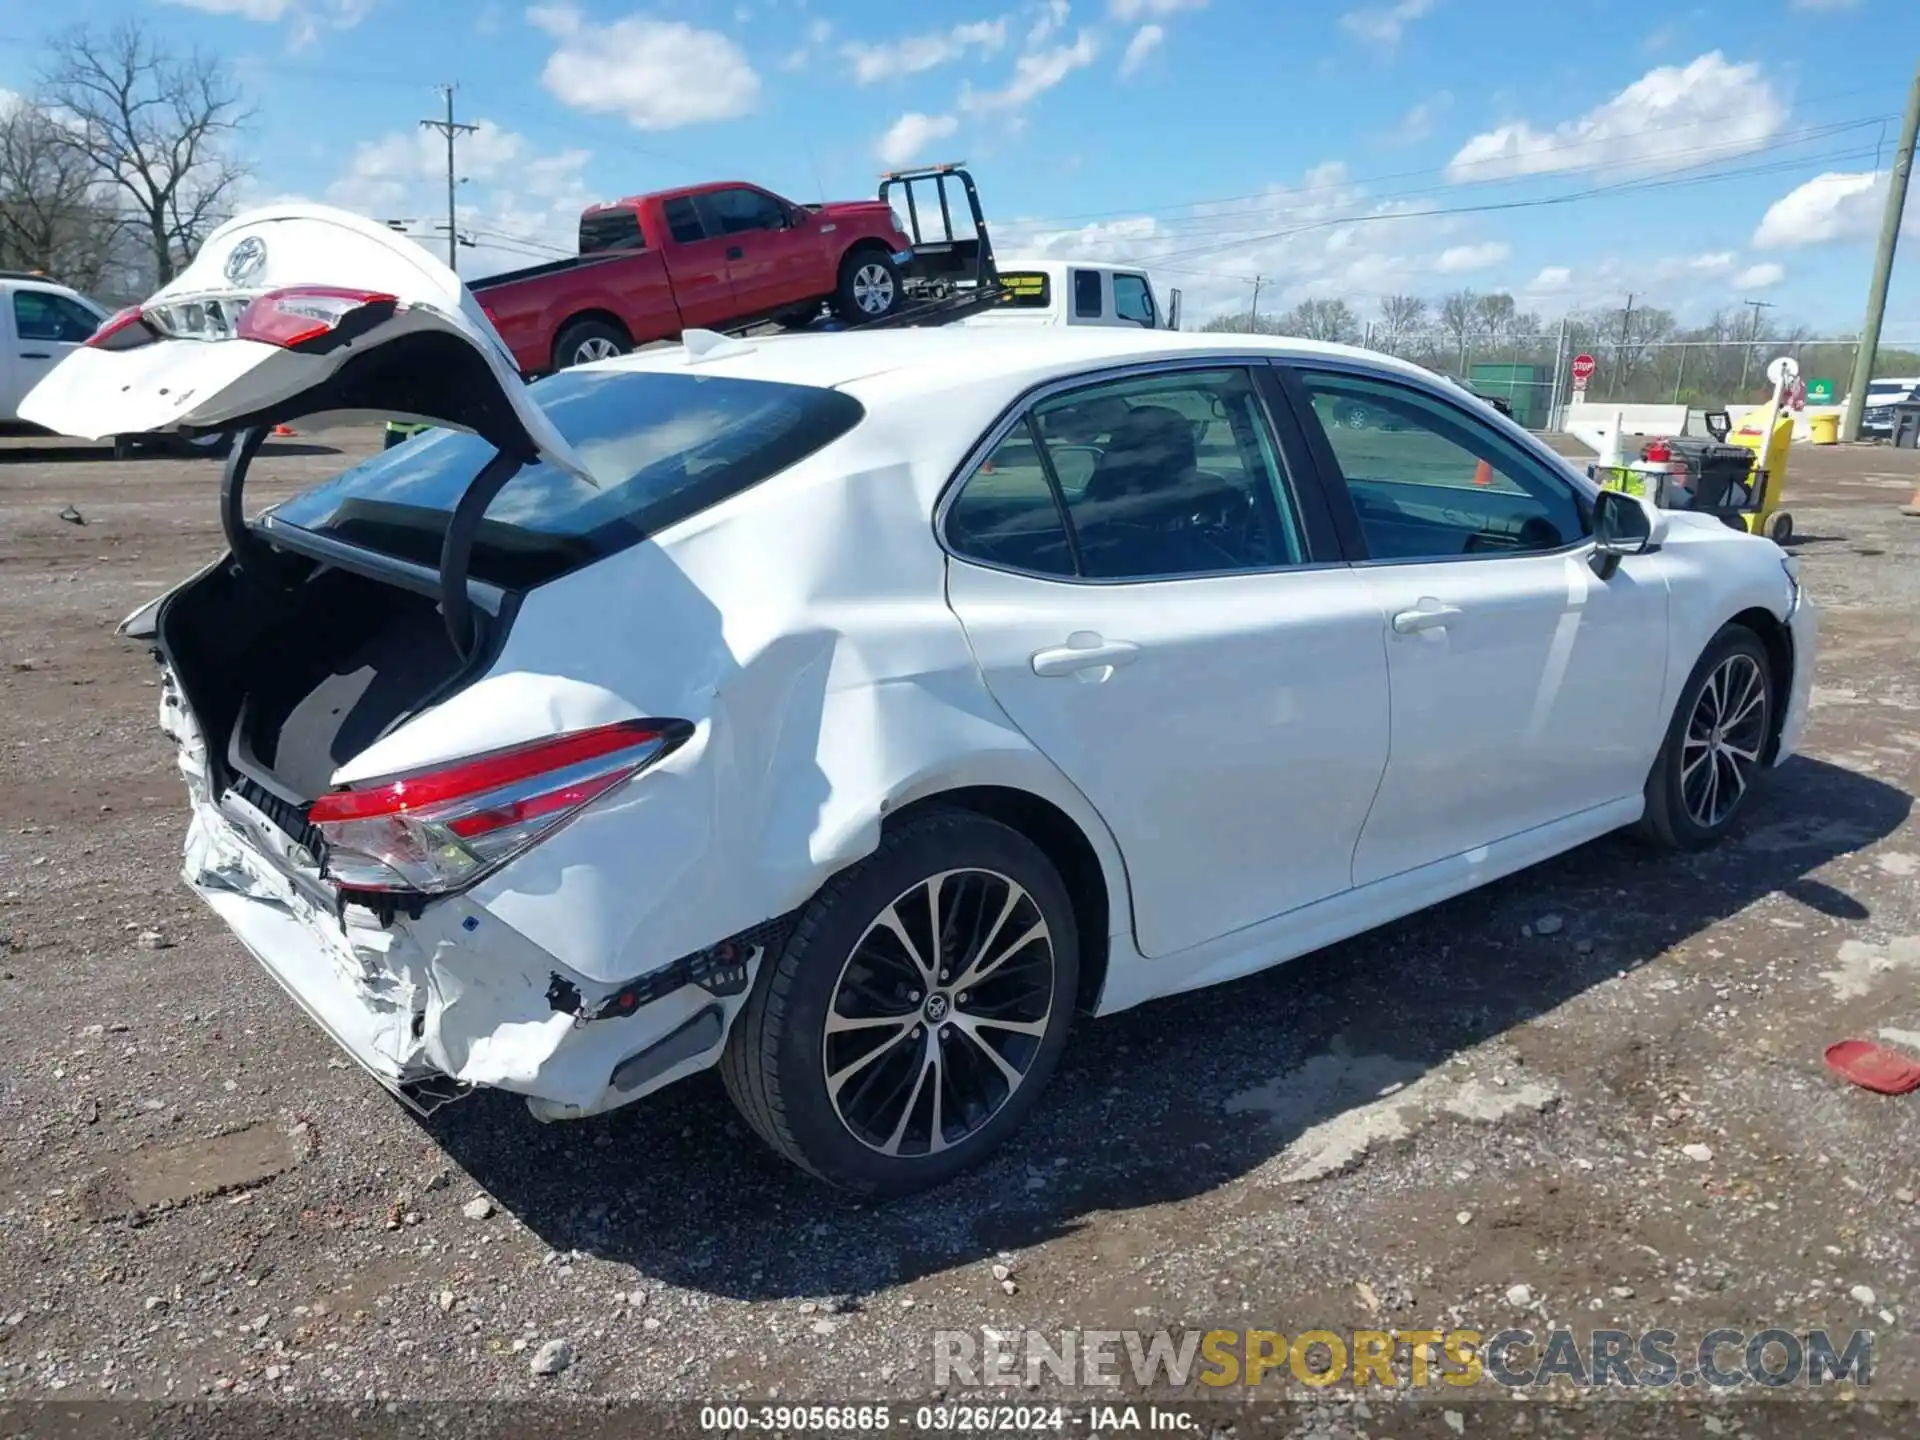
578, 207, 645, 253
996, 271, 1051, 309
269, 369, 864, 588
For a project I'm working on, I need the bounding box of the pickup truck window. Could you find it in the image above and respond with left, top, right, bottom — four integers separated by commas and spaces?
708, 187, 789, 234
1072, 269, 1103, 320
579, 207, 645, 254
13, 289, 103, 343
663, 197, 706, 244
270, 370, 865, 588
996, 271, 1051, 309
1113, 273, 1156, 328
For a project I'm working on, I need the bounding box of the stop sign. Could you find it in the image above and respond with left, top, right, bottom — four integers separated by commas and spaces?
1571, 353, 1596, 386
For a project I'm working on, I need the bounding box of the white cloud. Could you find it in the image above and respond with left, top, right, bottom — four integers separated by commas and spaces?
1026, 0, 1070, 46
876, 111, 959, 167
320, 118, 594, 280
1435, 241, 1511, 272
1339, 0, 1433, 50
993, 160, 1502, 323
844, 19, 1008, 84
960, 30, 1098, 112
1109, 0, 1207, 17
1386, 95, 1447, 144
781, 17, 834, 72
1118, 24, 1163, 78
1733, 262, 1785, 289
1447, 52, 1785, 182
162, 0, 291, 16
529, 5, 760, 130
1753, 169, 1920, 248
1528, 265, 1574, 292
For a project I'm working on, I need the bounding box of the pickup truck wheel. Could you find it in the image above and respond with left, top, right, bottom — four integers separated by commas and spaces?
553, 319, 631, 370
835, 249, 902, 322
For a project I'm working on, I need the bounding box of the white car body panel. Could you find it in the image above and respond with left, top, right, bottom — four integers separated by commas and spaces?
22, 205, 1818, 1128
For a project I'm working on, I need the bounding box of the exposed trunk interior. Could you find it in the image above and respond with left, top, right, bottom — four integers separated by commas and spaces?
160, 556, 473, 814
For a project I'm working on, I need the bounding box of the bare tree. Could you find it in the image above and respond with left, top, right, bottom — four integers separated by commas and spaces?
1437, 289, 1476, 373
1277, 297, 1359, 344
1471, 291, 1517, 353
1375, 293, 1426, 355
0, 100, 125, 294
39, 20, 252, 286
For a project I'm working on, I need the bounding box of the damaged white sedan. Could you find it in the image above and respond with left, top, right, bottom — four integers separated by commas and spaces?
24, 205, 1816, 1194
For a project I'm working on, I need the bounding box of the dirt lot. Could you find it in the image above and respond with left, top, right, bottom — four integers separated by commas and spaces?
4, 429, 1920, 1428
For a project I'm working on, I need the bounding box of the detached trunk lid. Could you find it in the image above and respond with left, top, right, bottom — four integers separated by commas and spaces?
18, 203, 592, 480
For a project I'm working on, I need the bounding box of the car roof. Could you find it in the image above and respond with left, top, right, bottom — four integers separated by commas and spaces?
590, 325, 1437, 400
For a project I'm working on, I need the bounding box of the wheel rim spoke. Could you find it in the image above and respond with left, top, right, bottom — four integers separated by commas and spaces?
1682, 654, 1767, 829
826, 866, 1055, 1158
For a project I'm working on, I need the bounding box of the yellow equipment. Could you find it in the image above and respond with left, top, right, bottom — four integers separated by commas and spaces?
1593, 381, 1796, 544
1721, 403, 1795, 543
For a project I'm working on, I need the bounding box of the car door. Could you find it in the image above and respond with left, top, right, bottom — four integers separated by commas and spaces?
703, 187, 817, 317
656, 194, 738, 329
942, 362, 1391, 959
4, 286, 105, 421
1281, 364, 1669, 888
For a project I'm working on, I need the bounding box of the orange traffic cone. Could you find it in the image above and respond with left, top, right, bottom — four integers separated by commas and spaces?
271, 424, 296, 437
1472, 458, 1493, 487
1901, 485, 1920, 517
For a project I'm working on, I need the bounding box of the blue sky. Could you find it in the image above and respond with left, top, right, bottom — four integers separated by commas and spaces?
2, 0, 1915, 336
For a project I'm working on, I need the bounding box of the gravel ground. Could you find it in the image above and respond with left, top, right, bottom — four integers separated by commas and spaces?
4, 428, 1920, 1430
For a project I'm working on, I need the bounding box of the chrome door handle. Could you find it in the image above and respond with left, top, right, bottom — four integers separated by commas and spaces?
1392, 604, 1462, 634
1031, 635, 1141, 677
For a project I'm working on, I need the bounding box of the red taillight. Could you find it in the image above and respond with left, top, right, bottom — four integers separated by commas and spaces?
87, 306, 158, 351
308, 720, 677, 895
236, 287, 398, 350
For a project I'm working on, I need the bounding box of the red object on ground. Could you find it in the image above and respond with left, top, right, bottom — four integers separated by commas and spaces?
271, 424, 296, 436
1824, 1039, 1920, 1095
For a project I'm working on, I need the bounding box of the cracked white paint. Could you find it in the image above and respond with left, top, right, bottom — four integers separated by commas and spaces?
1227, 1040, 1561, 1184
1821, 937, 1920, 1001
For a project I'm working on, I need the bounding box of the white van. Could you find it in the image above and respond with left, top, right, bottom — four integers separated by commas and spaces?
965, 258, 1182, 331
0, 272, 109, 425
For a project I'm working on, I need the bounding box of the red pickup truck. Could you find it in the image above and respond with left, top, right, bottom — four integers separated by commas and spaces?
470, 181, 917, 374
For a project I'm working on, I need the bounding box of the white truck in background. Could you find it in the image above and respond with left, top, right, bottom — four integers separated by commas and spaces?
965, 258, 1182, 331
0, 271, 109, 427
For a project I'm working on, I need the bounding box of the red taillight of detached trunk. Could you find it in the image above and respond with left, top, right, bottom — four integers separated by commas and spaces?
236, 287, 398, 350
308, 720, 678, 895
87, 305, 159, 351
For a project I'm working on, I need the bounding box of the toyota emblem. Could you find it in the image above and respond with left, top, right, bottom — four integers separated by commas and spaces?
223, 236, 267, 285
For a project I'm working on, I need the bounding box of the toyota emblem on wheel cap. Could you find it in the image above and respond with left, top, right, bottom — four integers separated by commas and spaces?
223, 236, 267, 285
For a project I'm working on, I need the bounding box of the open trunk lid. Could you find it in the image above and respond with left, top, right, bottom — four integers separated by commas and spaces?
18, 202, 592, 481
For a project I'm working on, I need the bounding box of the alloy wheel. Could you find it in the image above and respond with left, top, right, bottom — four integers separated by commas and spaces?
1681, 652, 1768, 829
822, 868, 1054, 1158
573, 336, 623, 364
853, 264, 895, 315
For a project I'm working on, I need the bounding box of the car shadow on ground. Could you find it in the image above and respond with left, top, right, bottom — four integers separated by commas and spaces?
426, 753, 1908, 1302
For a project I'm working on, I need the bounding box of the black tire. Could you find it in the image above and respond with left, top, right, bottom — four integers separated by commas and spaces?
1769, 511, 1794, 543
1636, 625, 1774, 850
721, 809, 1078, 1195
833, 247, 903, 323
552, 317, 631, 370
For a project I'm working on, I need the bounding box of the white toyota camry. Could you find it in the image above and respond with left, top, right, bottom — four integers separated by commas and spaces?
24, 207, 1817, 1194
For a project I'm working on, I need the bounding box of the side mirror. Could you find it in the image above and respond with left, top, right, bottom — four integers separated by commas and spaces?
1591, 487, 1659, 578
1167, 288, 1182, 331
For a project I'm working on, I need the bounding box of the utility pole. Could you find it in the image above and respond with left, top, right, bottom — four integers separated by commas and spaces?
420, 84, 477, 273
1842, 58, 1920, 442
1248, 275, 1264, 330
1613, 293, 1634, 399
1738, 299, 1776, 394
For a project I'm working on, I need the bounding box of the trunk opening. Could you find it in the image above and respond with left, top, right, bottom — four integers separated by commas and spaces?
160, 553, 490, 817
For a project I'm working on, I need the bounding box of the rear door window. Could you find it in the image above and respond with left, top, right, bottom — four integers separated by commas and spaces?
269, 370, 863, 587
996, 271, 1052, 309
578, 207, 646, 253
1071, 269, 1103, 320
662, 197, 707, 244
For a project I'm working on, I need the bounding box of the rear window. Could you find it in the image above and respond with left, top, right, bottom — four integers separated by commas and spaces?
996, 271, 1051, 309
269, 370, 864, 588
578, 207, 645, 254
